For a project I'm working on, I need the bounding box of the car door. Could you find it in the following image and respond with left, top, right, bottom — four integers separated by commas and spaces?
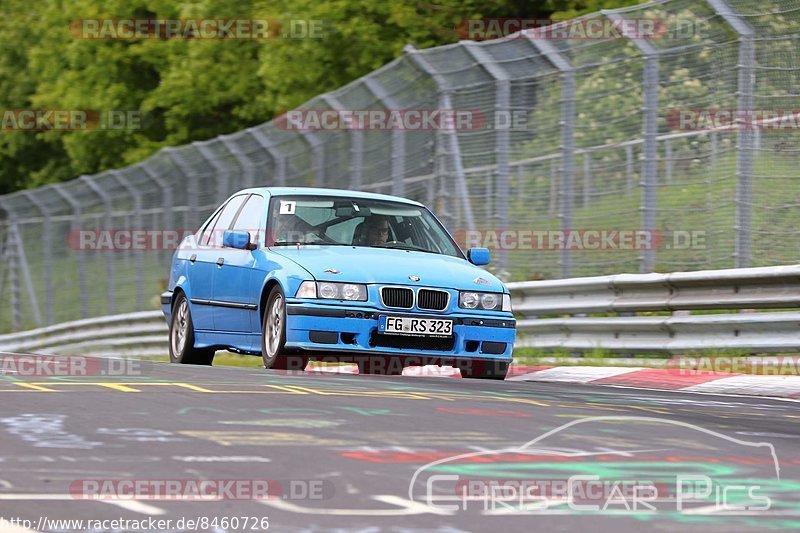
184, 206, 223, 331
190, 194, 248, 331
212, 193, 266, 333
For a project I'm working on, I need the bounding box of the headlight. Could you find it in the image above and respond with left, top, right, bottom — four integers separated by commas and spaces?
342, 284, 364, 301
318, 282, 338, 299
459, 291, 504, 311
316, 282, 368, 301
480, 293, 498, 309
459, 292, 480, 309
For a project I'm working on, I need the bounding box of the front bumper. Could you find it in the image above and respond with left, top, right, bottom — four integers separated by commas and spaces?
284, 300, 516, 360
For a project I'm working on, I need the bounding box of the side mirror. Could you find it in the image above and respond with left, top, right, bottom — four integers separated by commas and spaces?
468, 247, 490, 266
223, 230, 256, 250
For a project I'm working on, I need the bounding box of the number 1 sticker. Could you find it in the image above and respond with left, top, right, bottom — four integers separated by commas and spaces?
279, 201, 296, 215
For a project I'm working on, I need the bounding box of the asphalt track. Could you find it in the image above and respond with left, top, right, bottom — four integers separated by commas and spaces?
1, 355, 799, 532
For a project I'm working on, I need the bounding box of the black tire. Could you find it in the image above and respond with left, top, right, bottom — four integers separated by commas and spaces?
460, 360, 509, 380
261, 286, 307, 371
169, 294, 215, 365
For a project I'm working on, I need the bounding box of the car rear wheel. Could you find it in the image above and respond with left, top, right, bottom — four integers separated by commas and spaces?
261, 286, 307, 371
460, 360, 509, 380
169, 294, 215, 365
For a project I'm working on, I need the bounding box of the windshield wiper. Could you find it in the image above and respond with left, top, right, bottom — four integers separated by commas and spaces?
370, 242, 438, 254
271, 241, 350, 247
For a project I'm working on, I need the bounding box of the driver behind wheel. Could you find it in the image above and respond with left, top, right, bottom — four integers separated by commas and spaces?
353, 215, 390, 246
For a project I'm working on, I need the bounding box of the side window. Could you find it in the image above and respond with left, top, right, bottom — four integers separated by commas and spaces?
231, 194, 265, 244
207, 195, 247, 247
199, 208, 223, 246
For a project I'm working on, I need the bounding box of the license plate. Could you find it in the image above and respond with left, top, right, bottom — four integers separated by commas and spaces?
378, 315, 453, 338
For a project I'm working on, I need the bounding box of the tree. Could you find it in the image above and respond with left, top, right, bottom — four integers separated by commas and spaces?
0, 0, 561, 194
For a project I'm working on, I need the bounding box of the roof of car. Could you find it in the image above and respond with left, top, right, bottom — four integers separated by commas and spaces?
235, 187, 424, 206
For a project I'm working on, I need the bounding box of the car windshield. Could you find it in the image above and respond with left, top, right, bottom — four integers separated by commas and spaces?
266, 195, 463, 258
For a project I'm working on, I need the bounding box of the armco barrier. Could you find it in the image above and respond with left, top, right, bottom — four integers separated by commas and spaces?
1, 265, 800, 357
508, 265, 800, 354
0, 311, 167, 358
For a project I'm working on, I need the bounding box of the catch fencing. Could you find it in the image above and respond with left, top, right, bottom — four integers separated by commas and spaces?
0, 0, 798, 331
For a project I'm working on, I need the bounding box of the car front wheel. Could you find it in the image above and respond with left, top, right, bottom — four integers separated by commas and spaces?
261, 286, 307, 371
169, 294, 215, 365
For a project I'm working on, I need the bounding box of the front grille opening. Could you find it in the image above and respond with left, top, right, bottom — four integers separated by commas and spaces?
370, 331, 455, 352
381, 287, 413, 309
418, 289, 449, 311
340, 332, 357, 344
465, 340, 480, 352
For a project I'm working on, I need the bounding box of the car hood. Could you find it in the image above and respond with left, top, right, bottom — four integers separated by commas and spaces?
270, 246, 507, 292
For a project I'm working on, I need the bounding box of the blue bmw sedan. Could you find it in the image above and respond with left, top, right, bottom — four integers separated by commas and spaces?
161, 187, 515, 379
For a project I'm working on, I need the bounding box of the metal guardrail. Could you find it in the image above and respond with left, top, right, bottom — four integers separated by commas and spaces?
1, 265, 799, 357
0, 311, 167, 358
508, 265, 800, 354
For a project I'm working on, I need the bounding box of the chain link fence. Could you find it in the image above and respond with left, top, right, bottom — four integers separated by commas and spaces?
0, 0, 798, 331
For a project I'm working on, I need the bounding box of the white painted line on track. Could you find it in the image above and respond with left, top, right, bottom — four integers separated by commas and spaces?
101, 499, 167, 515
510, 366, 643, 383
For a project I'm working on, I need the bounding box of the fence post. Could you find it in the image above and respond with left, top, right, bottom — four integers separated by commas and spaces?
298, 129, 326, 187
604, 10, 660, 273
109, 170, 145, 312
404, 45, 476, 232
549, 158, 558, 216
247, 128, 287, 187
321, 94, 363, 190
0, 199, 42, 330
21, 192, 53, 325
139, 163, 175, 272
665, 139, 673, 183
710, 131, 718, 166
583, 152, 591, 207
221, 136, 257, 190
707, 0, 755, 268
192, 141, 231, 203
5, 219, 20, 330
166, 148, 203, 230
78, 175, 116, 316
625, 144, 634, 193
363, 78, 406, 197
462, 41, 511, 271
52, 184, 89, 319
524, 37, 576, 278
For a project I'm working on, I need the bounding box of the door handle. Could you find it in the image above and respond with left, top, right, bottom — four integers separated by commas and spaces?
189, 254, 197, 263
216, 257, 224, 266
